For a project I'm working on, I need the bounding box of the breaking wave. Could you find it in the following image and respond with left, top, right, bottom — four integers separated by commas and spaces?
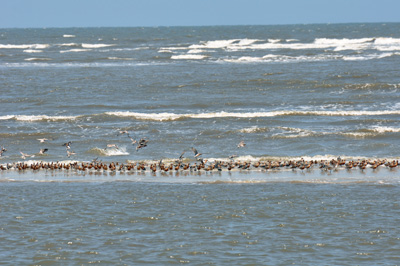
105, 110, 400, 121
2, 110, 399, 123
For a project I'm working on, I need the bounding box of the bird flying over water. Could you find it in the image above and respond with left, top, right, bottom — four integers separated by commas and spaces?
0, 146, 7, 157
39, 148, 48, 155
106, 144, 119, 150
66, 150, 76, 158
136, 138, 148, 151
63, 141, 72, 149
20, 151, 34, 160
237, 141, 246, 148
37, 138, 49, 143
118, 130, 129, 136
191, 147, 202, 158
128, 135, 137, 145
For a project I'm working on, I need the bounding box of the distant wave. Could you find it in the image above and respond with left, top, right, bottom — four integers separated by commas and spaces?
63, 34, 76, 38
60, 48, 92, 53
0, 44, 49, 49
223, 52, 398, 63
24, 58, 52, 61
0, 43, 114, 50
161, 37, 400, 62
171, 54, 208, 60
105, 110, 400, 121
23, 49, 43, 53
0, 115, 78, 122
81, 43, 115, 49
182, 37, 400, 52
2, 110, 399, 122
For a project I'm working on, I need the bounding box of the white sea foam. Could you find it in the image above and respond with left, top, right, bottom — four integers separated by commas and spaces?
171, 54, 208, 60
63, 34, 75, 38
189, 39, 240, 49
238, 126, 268, 133
0, 44, 49, 49
187, 49, 208, 54
371, 126, 400, 133
24, 58, 51, 61
91, 147, 129, 156
59, 43, 79, 47
341, 132, 376, 138
2, 110, 398, 123
60, 49, 91, 53
166, 37, 400, 54
23, 49, 43, 53
81, 43, 115, 48
268, 39, 281, 43
105, 110, 400, 121
107, 57, 134, 60
0, 115, 77, 121
224, 52, 395, 63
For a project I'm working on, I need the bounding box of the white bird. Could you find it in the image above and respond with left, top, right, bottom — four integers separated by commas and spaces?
39, 148, 48, 154
118, 130, 129, 136
37, 138, 49, 143
66, 150, 76, 158
20, 152, 34, 160
106, 144, 119, 150
237, 141, 246, 148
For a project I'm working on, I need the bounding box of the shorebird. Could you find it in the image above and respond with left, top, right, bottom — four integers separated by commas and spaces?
63, 141, 72, 149
229, 154, 238, 160
20, 152, 34, 160
39, 148, 48, 155
106, 144, 119, 150
117, 130, 129, 136
66, 150, 76, 158
37, 138, 49, 143
191, 147, 202, 158
136, 138, 148, 151
237, 141, 246, 148
128, 135, 137, 145
175, 151, 185, 163
0, 146, 7, 157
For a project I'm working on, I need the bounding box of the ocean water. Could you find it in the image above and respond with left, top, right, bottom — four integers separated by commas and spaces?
1, 23, 400, 264
1, 23, 400, 163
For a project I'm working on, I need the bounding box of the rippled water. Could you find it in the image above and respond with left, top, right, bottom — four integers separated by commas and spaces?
1, 23, 400, 163
1, 23, 400, 265
0, 182, 399, 265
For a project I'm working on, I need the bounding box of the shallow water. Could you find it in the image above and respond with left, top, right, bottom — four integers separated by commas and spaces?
1, 181, 400, 265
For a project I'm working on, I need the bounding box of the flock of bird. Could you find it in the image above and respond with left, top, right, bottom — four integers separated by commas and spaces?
0, 130, 150, 161
0, 130, 398, 173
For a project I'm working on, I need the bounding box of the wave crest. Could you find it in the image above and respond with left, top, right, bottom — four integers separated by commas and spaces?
105, 110, 400, 121
0, 115, 77, 122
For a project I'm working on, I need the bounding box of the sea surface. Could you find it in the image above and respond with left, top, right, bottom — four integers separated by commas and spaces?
1, 23, 400, 265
